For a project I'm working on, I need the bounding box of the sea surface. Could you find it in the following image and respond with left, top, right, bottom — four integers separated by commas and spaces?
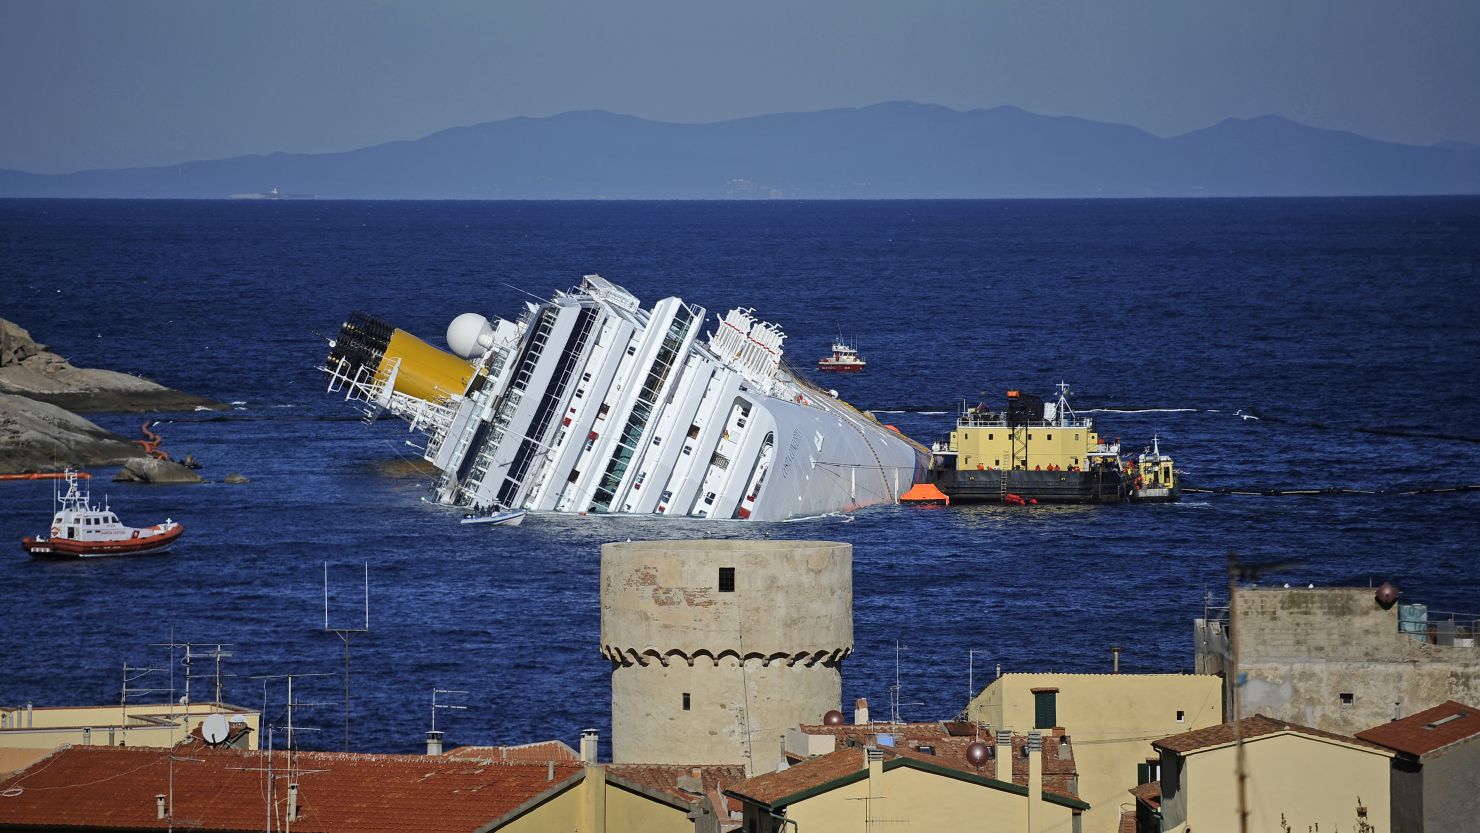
1, 198, 1478, 755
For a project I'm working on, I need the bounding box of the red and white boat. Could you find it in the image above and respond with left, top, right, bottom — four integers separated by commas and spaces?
817, 341, 866, 372
20, 469, 183, 558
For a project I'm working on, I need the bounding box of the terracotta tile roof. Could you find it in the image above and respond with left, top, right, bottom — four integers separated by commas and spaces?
605, 763, 748, 817
443, 740, 580, 762
1129, 780, 1160, 810
1356, 700, 1480, 758
728, 746, 868, 806
795, 723, 1078, 796
1154, 715, 1391, 756
0, 744, 585, 832
726, 744, 1086, 811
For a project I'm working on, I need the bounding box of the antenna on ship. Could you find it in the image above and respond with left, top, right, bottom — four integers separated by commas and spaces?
323, 561, 370, 752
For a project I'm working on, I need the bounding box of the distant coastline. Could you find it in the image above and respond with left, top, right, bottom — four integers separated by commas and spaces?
1, 102, 1476, 200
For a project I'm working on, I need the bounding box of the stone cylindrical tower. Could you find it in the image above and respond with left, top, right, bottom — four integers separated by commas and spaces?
601, 540, 852, 772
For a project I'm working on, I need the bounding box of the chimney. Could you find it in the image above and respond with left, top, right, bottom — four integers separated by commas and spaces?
83, 727, 92, 746
854, 697, 870, 725
547, 760, 555, 781
1111, 645, 1122, 674
425, 730, 444, 756
580, 729, 599, 763
1027, 732, 1043, 833
995, 729, 1012, 783
26, 702, 32, 728
287, 783, 299, 822
866, 746, 885, 781
155, 795, 167, 820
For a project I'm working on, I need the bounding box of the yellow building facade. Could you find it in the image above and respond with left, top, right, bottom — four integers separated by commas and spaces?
968, 673, 1222, 833
729, 748, 1086, 833
1155, 720, 1393, 833
0, 701, 261, 773
488, 765, 704, 833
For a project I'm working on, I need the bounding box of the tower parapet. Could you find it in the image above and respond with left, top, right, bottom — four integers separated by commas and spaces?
601, 540, 852, 772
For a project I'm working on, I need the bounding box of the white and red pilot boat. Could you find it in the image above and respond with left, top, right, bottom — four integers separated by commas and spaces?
20, 469, 183, 558
817, 341, 866, 372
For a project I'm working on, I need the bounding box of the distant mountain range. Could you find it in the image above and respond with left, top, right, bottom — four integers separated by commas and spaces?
3, 102, 1477, 199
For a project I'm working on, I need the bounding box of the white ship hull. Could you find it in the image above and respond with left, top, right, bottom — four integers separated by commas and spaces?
322, 275, 928, 522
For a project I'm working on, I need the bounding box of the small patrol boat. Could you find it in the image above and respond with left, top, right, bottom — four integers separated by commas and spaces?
818, 341, 866, 372
20, 469, 183, 558
460, 507, 526, 527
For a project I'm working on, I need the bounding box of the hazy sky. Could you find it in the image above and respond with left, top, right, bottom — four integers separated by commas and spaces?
2, 0, 1478, 173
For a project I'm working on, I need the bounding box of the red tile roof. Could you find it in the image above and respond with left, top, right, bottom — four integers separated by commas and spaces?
1356, 700, 1480, 758
726, 744, 1086, 811
795, 723, 1078, 796
605, 763, 749, 817
1129, 780, 1160, 810
1153, 715, 1390, 756
443, 740, 580, 762
0, 744, 585, 832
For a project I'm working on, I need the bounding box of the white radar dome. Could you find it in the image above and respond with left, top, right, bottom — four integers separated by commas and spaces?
446, 313, 495, 359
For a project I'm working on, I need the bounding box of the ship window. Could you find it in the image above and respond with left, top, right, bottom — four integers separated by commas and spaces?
1027, 433, 1033, 440
736, 417, 747, 428
582, 372, 592, 382
682, 445, 692, 455
598, 404, 610, 417
688, 424, 700, 439
963, 432, 969, 440
704, 492, 716, 505
574, 388, 585, 398
988, 433, 993, 440
568, 470, 580, 482
718, 567, 735, 592
660, 490, 672, 501
1075, 434, 1080, 440
652, 436, 661, 446
1047, 433, 1052, 440
626, 345, 637, 356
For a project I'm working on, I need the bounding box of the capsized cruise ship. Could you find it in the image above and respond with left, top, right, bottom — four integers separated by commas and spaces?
321, 275, 930, 521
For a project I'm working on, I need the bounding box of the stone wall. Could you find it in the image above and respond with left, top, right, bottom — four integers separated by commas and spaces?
601, 540, 851, 771
1195, 587, 1480, 735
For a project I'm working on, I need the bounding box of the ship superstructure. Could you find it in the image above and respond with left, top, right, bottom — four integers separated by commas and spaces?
322, 275, 929, 521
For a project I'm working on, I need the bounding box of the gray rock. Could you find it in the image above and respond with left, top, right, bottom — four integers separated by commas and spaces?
223, 473, 250, 484
114, 457, 204, 485
0, 319, 224, 412
0, 393, 138, 472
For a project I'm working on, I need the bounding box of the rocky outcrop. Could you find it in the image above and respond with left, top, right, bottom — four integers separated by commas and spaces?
0, 319, 222, 412
113, 457, 204, 484
0, 393, 139, 472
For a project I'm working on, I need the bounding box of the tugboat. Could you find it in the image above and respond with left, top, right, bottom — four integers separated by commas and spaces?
20, 470, 183, 558
818, 340, 866, 372
1130, 435, 1180, 502
916, 383, 1179, 505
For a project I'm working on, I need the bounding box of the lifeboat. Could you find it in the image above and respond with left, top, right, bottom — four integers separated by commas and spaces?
20, 470, 183, 558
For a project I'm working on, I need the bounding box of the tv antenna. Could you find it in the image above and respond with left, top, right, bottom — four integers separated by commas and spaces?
323, 561, 369, 752
888, 640, 923, 728
430, 688, 469, 734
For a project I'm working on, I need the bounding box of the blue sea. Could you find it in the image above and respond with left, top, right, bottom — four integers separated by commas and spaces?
1, 197, 1478, 755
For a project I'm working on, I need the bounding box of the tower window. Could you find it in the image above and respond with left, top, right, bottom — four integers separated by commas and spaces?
1176, 710, 1185, 723
718, 567, 735, 593
1340, 692, 1355, 706
682, 692, 691, 711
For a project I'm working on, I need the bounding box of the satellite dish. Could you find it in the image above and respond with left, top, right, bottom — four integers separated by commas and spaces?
201, 713, 230, 745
